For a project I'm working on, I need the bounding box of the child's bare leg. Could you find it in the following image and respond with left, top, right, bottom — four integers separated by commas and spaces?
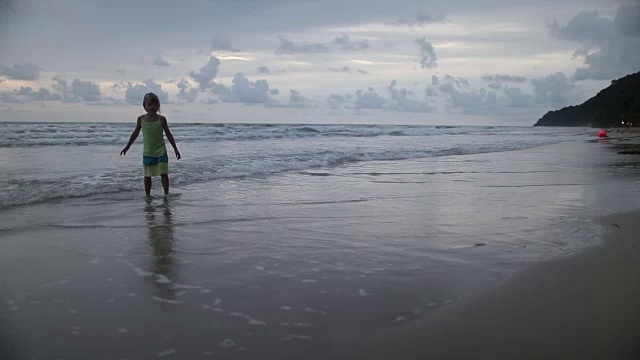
144, 177, 152, 196
161, 174, 169, 195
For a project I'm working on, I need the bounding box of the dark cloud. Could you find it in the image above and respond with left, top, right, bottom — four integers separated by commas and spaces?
531, 72, 573, 106
333, 34, 370, 51
415, 37, 437, 69
615, 4, 640, 37
550, 5, 640, 81
189, 56, 221, 90
258, 66, 270, 74
487, 82, 502, 90
481, 74, 527, 82
124, 79, 169, 106
357, 69, 368, 74
389, 11, 446, 27
153, 55, 170, 67
211, 35, 238, 52
270, 89, 280, 95
1, 63, 40, 80
276, 36, 330, 54
177, 78, 198, 103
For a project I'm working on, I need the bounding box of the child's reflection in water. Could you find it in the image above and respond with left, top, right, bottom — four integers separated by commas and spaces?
144, 197, 178, 301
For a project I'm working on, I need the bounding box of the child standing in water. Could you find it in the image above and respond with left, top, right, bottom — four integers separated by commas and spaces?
121, 93, 181, 196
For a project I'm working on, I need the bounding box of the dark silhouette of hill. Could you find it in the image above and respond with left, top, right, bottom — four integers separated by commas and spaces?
534, 71, 640, 127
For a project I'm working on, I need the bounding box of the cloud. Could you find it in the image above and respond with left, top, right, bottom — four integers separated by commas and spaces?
502, 86, 531, 107
52, 77, 102, 102
115, 68, 127, 77
258, 66, 270, 74
177, 78, 198, 103
329, 66, 351, 73
481, 74, 527, 83
327, 93, 349, 109
437, 75, 497, 114
387, 80, 434, 113
276, 36, 330, 54
1, 63, 40, 80
333, 34, 370, 51
550, 5, 640, 81
357, 69, 368, 74
270, 89, 280, 95
615, 4, 640, 37
215, 73, 272, 104
124, 79, 169, 106
389, 11, 446, 27
355, 88, 385, 109
415, 37, 437, 69
282, 89, 315, 108
0, 86, 62, 103
189, 56, 221, 90
211, 35, 238, 52
531, 72, 573, 106
153, 55, 170, 67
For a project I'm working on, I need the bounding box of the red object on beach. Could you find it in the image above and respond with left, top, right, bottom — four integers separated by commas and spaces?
598, 130, 607, 138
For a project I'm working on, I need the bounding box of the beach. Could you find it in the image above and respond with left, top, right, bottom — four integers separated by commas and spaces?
322, 209, 640, 360
1, 125, 640, 359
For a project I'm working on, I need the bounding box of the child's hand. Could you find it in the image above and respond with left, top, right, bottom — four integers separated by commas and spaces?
175, 150, 181, 160
120, 146, 129, 156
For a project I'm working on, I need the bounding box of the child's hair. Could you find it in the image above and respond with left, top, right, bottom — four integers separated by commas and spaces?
143, 92, 161, 113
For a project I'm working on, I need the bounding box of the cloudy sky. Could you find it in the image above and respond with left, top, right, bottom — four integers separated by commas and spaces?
1, 0, 638, 125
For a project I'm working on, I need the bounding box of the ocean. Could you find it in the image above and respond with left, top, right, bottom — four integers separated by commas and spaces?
0, 122, 593, 208
2, 122, 640, 358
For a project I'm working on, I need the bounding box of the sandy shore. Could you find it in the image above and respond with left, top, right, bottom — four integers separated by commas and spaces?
327, 210, 640, 360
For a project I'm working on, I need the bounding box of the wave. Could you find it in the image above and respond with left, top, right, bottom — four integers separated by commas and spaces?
0, 123, 577, 148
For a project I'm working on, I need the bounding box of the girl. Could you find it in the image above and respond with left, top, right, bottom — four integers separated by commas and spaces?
121, 92, 181, 196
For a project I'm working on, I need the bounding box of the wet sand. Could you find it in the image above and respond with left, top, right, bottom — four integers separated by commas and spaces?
325, 210, 640, 360
1, 140, 640, 359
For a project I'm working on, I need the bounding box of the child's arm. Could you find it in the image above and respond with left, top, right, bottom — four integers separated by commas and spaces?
162, 116, 181, 160
120, 117, 142, 156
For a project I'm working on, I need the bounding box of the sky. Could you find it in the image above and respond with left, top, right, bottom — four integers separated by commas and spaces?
0, 0, 638, 125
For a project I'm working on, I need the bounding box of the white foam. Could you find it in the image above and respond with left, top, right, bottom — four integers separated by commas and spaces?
280, 305, 293, 311
158, 349, 176, 357
218, 338, 237, 349
151, 296, 184, 305
229, 312, 266, 325
281, 334, 312, 341
155, 274, 172, 284
304, 307, 326, 314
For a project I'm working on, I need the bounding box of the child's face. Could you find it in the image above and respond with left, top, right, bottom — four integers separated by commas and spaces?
145, 98, 160, 113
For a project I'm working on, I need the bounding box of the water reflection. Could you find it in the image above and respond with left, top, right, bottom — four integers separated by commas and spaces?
144, 197, 178, 300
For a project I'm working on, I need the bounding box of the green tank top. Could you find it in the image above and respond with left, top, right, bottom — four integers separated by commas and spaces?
141, 117, 167, 157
